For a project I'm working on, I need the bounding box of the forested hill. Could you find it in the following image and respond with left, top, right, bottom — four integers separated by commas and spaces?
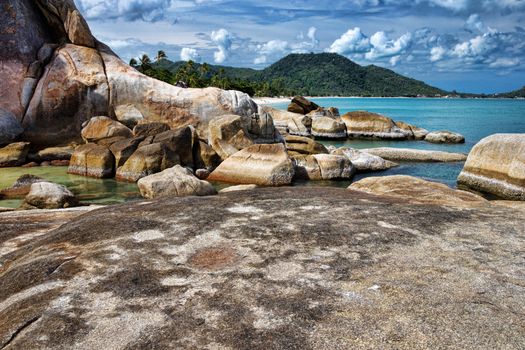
498, 86, 525, 98
150, 52, 446, 97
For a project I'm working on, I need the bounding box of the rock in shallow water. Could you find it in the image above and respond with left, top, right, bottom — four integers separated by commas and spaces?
0, 142, 30, 167
311, 117, 347, 139
342, 111, 411, 140
458, 133, 525, 200
425, 130, 465, 144
81, 116, 133, 143
294, 154, 354, 180
68, 143, 115, 178
331, 147, 398, 172
0, 187, 524, 349
137, 165, 216, 199
362, 147, 467, 162
22, 181, 78, 209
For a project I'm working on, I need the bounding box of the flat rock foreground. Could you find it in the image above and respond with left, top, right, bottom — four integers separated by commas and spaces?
1, 187, 524, 349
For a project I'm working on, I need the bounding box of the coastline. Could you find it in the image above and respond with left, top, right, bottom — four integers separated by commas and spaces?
253, 96, 524, 105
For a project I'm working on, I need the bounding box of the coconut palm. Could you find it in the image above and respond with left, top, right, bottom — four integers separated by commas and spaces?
129, 58, 138, 67
139, 54, 151, 72
156, 50, 167, 62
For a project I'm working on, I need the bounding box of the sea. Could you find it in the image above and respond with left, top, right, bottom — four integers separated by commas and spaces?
1, 98, 524, 208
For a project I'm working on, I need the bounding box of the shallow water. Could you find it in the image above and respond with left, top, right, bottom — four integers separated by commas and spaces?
1, 98, 523, 208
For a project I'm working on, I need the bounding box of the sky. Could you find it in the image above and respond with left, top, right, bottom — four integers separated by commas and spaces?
75, 0, 525, 93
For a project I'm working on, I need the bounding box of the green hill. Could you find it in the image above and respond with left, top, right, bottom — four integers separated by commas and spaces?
497, 86, 525, 98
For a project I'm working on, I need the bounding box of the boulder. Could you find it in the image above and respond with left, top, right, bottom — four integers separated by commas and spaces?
261, 107, 311, 137
307, 107, 340, 119
425, 130, 465, 144
195, 168, 211, 180
22, 181, 78, 209
0, 109, 24, 146
331, 147, 398, 172
395, 121, 429, 140
149, 127, 195, 167
342, 111, 411, 140
208, 115, 256, 160
219, 184, 258, 193
285, 135, 328, 156
28, 146, 75, 162
68, 143, 115, 178
115, 104, 145, 128
109, 137, 145, 167
362, 147, 468, 162
137, 165, 216, 199
457, 134, 525, 200
349, 175, 486, 207
194, 141, 221, 170
287, 96, 319, 114
0, 174, 44, 199
294, 154, 354, 180
133, 122, 171, 138
311, 117, 347, 139
116, 143, 179, 182
0, 142, 31, 167
81, 116, 133, 143
208, 144, 295, 186
22, 44, 110, 146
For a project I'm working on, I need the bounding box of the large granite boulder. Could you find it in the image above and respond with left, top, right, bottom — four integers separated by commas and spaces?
81, 116, 133, 143
307, 106, 340, 119
133, 122, 171, 138
350, 175, 486, 207
287, 96, 319, 114
109, 137, 144, 168
0, 109, 24, 146
261, 106, 311, 136
23, 44, 110, 146
28, 146, 75, 162
68, 143, 115, 178
1, 187, 524, 349
362, 147, 467, 162
395, 121, 429, 140
116, 143, 179, 182
311, 117, 347, 139
295, 154, 354, 180
285, 135, 328, 156
194, 140, 221, 170
207, 115, 255, 160
22, 181, 78, 209
342, 111, 411, 140
331, 147, 398, 172
0, 142, 30, 167
458, 134, 525, 200
137, 165, 216, 199
208, 144, 295, 186
425, 130, 465, 144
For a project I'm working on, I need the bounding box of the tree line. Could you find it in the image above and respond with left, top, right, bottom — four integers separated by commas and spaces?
129, 51, 292, 97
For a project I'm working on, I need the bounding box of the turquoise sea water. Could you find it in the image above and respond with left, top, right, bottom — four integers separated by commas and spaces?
0, 98, 523, 208
272, 98, 525, 187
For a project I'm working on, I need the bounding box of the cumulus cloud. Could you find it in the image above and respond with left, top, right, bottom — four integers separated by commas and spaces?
365, 31, 412, 60
211, 28, 232, 63
180, 47, 201, 61
327, 27, 370, 55
430, 46, 446, 61
489, 57, 520, 68
77, 0, 173, 21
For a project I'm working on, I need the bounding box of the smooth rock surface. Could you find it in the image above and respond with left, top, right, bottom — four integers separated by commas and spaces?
261, 107, 311, 136
285, 135, 328, 156
22, 182, 78, 209
425, 130, 465, 144
116, 143, 179, 182
0, 109, 24, 146
137, 165, 216, 199
311, 117, 347, 139
363, 147, 468, 162
218, 184, 258, 193
208, 144, 295, 186
458, 134, 525, 200
29, 146, 75, 162
287, 96, 319, 114
350, 175, 486, 206
342, 111, 411, 140
294, 154, 354, 180
81, 116, 133, 143
68, 143, 115, 178
0, 142, 31, 167
208, 115, 255, 161
395, 121, 429, 140
0, 187, 524, 349
331, 147, 398, 172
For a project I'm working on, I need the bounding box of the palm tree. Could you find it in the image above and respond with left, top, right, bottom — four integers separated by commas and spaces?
156, 50, 167, 62
139, 54, 151, 72
200, 62, 210, 79
129, 58, 138, 67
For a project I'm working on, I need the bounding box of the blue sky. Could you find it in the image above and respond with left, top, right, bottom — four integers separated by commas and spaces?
76, 0, 525, 93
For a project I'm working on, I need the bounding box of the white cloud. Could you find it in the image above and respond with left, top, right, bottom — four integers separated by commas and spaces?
259, 40, 289, 55
428, 0, 469, 11
77, 0, 173, 21
180, 47, 200, 61
327, 27, 370, 55
430, 46, 446, 61
211, 28, 232, 63
365, 31, 412, 60
254, 55, 267, 64
489, 57, 519, 68
465, 14, 485, 32
390, 55, 401, 66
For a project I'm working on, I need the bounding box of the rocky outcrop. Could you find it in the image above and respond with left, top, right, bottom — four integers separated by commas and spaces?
287, 96, 319, 114
457, 134, 525, 200
0, 109, 23, 146
133, 122, 170, 138
137, 165, 216, 199
194, 141, 221, 170
395, 121, 429, 140
208, 144, 295, 186
362, 147, 468, 162
116, 143, 179, 182
285, 135, 328, 156
261, 107, 311, 136
0, 142, 31, 167
307, 107, 340, 119
68, 143, 115, 178
331, 147, 398, 172
311, 117, 347, 139
295, 154, 354, 180
1, 187, 524, 349
22, 181, 78, 209
28, 146, 75, 162
81, 116, 133, 143
109, 137, 144, 167
425, 130, 465, 144
349, 175, 486, 206
208, 115, 256, 160
342, 111, 411, 140
0, 174, 44, 199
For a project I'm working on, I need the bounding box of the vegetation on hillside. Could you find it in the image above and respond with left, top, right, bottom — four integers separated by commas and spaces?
498, 86, 525, 98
